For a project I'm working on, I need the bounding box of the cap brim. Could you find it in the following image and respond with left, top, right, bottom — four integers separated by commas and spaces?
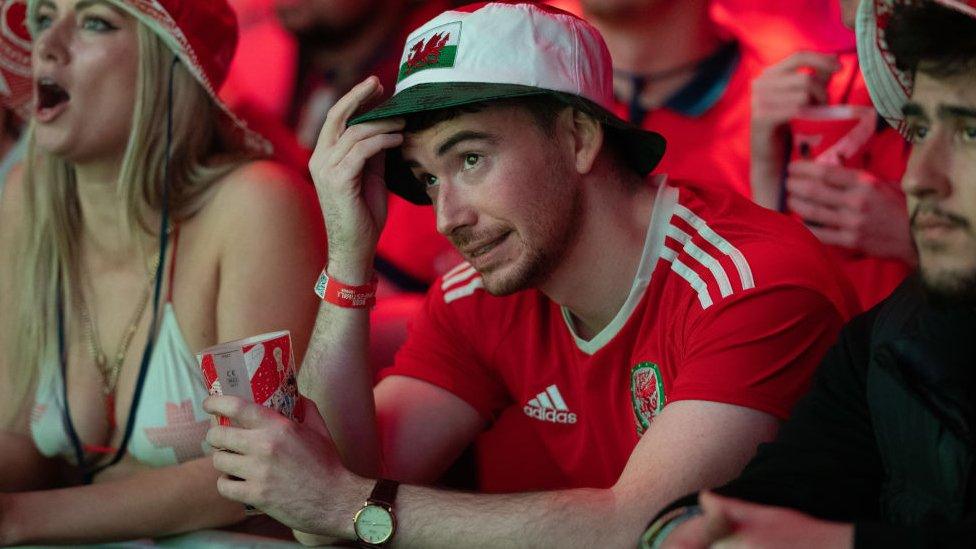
350, 82, 666, 205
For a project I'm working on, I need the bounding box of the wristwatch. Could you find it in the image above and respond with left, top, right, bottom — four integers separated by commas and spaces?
353, 478, 399, 547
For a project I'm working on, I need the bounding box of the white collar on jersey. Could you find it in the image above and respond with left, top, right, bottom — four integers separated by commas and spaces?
561, 174, 674, 355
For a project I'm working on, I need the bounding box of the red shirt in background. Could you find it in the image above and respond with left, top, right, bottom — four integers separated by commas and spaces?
614, 42, 759, 197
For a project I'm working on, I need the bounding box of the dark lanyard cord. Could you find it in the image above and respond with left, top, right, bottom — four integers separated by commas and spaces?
58, 55, 179, 483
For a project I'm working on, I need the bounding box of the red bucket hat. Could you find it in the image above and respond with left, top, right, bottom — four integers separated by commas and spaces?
857, 0, 976, 134
0, 0, 32, 119
16, 0, 272, 155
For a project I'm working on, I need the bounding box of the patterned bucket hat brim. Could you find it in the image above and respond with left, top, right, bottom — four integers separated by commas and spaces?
350, 2, 667, 205
0, 0, 33, 119
856, 0, 976, 135
20, 0, 272, 156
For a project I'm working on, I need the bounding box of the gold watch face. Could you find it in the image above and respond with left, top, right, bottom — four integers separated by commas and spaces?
354, 503, 395, 544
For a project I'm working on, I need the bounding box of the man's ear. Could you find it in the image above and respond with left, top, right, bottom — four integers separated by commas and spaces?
567, 109, 604, 175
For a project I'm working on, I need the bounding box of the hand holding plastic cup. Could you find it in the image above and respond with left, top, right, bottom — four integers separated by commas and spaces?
789, 105, 877, 168
198, 331, 303, 515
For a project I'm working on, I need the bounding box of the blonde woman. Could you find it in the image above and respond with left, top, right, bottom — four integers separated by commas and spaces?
0, 0, 326, 544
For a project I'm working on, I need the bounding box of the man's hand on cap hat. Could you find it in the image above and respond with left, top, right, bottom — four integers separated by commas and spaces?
309, 77, 405, 284
786, 160, 915, 263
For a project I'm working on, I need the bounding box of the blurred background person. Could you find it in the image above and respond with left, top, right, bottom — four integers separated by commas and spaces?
225, 0, 298, 122
0, 0, 324, 544
548, 0, 856, 198
561, 0, 760, 196
749, 0, 914, 310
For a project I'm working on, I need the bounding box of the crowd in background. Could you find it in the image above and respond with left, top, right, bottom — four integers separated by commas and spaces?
3, 0, 973, 546
217, 0, 914, 355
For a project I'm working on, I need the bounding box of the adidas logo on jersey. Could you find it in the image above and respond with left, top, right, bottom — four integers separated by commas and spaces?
523, 384, 577, 424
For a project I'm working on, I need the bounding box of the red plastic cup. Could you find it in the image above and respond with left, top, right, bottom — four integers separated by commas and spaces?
198, 331, 303, 515
198, 331, 303, 427
789, 105, 877, 168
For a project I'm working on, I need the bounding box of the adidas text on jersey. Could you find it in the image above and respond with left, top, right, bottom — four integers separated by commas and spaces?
523, 384, 577, 424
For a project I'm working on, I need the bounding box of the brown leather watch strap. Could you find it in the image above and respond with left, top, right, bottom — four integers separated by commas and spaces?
368, 478, 399, 507
356, 479, 400, 548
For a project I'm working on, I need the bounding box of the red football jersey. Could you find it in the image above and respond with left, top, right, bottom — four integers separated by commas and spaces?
382, 177, 857, 491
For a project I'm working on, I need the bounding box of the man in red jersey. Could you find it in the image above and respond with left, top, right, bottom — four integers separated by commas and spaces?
203, 3, 857, 547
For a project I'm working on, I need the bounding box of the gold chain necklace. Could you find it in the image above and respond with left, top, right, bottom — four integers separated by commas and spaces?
77, 252, 161, 430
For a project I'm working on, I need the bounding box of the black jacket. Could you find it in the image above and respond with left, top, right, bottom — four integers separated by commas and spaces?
678, 276, 976, 547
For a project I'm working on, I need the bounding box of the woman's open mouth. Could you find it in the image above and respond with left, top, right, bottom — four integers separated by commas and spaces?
35, 78, 71, 123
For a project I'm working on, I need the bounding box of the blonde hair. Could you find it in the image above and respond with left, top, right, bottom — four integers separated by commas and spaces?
2, 24, 247, 428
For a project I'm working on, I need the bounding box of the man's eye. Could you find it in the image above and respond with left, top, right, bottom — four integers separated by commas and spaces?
422, 174, 438, 187
462, 153, 480, 169
962, 126, 976, 143
907, 124, 929, 143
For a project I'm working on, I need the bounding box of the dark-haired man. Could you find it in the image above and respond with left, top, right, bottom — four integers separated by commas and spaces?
646, 2, 976, 547
203, 3, 856, 546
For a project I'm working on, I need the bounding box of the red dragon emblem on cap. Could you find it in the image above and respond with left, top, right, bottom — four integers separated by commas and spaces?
405, 32, 451, 75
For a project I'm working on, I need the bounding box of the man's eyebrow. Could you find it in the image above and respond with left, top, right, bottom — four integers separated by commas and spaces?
902, 103, 926, 118
938, 105, 976, 120
436, 130, 497, 157
402, 130, 498, 169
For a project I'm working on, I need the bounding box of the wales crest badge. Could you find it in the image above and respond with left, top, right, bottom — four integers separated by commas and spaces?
630, 362, 665, 435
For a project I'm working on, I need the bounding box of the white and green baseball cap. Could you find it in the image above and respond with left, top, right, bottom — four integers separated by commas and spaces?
351, 1, 667, 205
856, 0, 976, 135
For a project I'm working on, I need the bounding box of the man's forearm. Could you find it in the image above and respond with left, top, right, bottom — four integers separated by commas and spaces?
395, 486, 635, 548
322, 476, 648, 549
299, 259, 382, 477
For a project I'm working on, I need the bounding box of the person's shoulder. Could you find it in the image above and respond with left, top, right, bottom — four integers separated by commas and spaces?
187, 159, 323, 255
427, 261, 540, 316
669, 178, 854, 304
192, 160, 318, 231
671, 177, 807, 251
674, 178, 825, 256
207, 160, 314, 213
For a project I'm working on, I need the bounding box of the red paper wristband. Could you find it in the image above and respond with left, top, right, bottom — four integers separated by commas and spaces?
314, 269, 377, 309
